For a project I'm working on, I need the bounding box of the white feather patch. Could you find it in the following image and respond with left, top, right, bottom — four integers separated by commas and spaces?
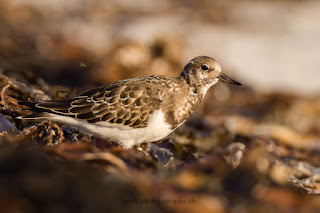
37, 109, 173, 149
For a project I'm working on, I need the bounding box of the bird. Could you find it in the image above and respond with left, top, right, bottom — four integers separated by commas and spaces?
18, 56, 241, 149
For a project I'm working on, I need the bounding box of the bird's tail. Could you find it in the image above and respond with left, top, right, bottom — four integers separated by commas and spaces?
16, 112, 54, 120
18, 101, 37, 109
17, 101, 51, 120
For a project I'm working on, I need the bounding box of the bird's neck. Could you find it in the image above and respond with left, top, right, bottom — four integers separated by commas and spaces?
178, 71, 206, 94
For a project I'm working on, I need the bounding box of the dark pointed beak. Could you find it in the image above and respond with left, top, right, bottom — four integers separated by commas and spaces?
218, 72, 242, 85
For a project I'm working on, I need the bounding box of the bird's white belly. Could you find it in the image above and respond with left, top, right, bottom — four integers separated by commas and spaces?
48, 109, 173, 149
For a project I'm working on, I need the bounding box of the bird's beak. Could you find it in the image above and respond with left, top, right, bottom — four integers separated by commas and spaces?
218, 72, 242, 85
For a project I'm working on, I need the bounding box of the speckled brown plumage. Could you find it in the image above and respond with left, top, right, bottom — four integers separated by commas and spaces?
30, 77, 165, 128
26, 74, 205, 129
19, 56, 241, 148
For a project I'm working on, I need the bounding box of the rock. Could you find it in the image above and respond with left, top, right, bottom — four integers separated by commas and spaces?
0, 113, 20, 135
223, 142, 246, 168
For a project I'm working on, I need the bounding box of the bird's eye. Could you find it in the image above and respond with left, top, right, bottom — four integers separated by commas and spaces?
201, 64, 209, 71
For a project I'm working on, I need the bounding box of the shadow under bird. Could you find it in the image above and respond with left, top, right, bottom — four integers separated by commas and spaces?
18, 56, 242, 149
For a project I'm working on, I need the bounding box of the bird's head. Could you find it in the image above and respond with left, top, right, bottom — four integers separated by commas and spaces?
179, 56, 241, 92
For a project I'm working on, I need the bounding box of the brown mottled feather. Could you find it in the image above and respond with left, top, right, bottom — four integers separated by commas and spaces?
20, 70, 217, 129
28, 76, 166, 128
18, 56, 242, 149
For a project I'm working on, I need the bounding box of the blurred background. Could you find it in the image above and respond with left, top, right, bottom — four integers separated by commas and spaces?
0, 0, 320, 213
0, 0, 319, 95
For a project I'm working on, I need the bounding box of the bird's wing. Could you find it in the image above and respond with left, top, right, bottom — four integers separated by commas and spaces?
21, 82, 162, 128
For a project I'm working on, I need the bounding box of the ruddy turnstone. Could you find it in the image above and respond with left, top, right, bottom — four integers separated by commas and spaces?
18, 56, 241, 149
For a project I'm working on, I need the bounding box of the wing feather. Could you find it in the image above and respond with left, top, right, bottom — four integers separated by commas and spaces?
20, 77, 164, 128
